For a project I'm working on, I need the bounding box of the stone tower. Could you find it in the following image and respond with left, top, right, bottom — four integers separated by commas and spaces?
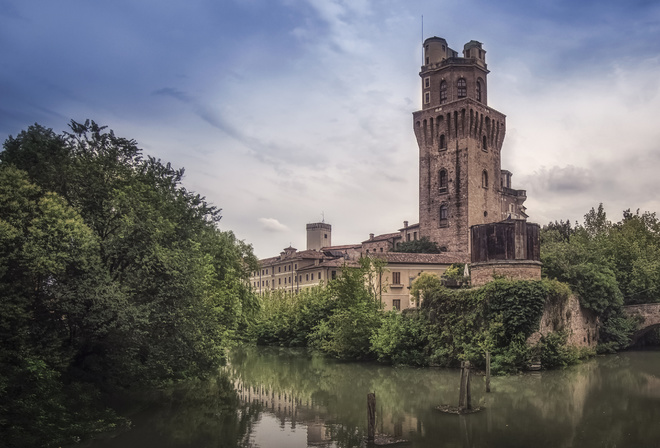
306, 222, 331, 250
413, 37, 520, 258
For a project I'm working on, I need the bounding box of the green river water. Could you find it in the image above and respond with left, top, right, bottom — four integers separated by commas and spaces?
88, 346, 660, 448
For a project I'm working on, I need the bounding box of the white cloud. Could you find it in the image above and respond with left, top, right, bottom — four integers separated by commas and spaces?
259, 218, 289, 233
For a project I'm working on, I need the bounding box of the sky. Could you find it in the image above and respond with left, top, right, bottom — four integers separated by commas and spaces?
2, 0, 660, 258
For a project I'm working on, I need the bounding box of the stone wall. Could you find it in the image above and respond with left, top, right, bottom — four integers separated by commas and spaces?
470, 260, 542, 287
527, 294, 599, 349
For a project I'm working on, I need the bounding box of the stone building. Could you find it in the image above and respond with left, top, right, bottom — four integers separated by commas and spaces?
413, 37, 527, 258
250, 35, 539, 310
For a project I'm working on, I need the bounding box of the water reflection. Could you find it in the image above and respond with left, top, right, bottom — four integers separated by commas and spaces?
228, 347, 660, 448
82, 348, 660, 448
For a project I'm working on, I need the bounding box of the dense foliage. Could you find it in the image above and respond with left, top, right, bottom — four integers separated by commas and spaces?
541, 204, 655, 351
392, 236, 446, 253
0, 121, 257, 446
251, 264, 582, 373
251, 258, 385, 360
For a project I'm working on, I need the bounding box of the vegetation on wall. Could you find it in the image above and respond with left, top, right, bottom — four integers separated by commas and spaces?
392, 236, 446, 253
0, 121, 257, 446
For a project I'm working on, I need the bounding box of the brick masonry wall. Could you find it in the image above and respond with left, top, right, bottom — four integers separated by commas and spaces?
470, 260, 542, 286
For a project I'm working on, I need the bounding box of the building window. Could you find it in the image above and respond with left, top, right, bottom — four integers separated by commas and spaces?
439, 134, 446, 150
392, 272, 401, 284
294, 263, 297, 269
290, 276, 292, 283
306, 274, 309, 281
439, 169, 448, 193
457, 78, 467, 98
278, 278, 281, 285
380, 247, 383, 252
465, 49, 471, 58
424, 91, 430, 104
425, 56, 429, 64
407, 234, 411, 242
392, 299, 401, 311
414, 232, 417, 240
482, 170, 489, 188
482, 135, 487, 151
318, 272, 321, 279
424, 77, 430, 88
440, 81, 447, 104
476, 80, 482, 102
311, 273, 314, 281
440, 205, 448, 226
332, 270, 337, 280
278, 266, 281, 273
324, 234, 327, 239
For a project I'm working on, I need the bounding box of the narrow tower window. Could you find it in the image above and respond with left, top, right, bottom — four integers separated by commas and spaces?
476, 80, 482, 102
482, 135, 487, 151
439, 205, 448, 226
440, 81, 447, 104
424, 92, 430, 104
482, 170, 488, 188
439, 169, 448, 192
457, 78, 467, 98
439, 134, 446, 150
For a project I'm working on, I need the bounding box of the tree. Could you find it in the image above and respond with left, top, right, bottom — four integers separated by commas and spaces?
392, 236, 445, 253
1, 120, 258, 444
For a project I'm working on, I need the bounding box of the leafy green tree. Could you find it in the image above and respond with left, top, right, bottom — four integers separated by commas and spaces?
0, 120, 258, 445
392, 236, 445, 253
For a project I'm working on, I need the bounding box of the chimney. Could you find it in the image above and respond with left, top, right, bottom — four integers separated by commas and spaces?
404, 221, 409, 228
369, 233, 374, 240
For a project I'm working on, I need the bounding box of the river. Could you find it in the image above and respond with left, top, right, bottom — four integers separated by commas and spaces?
88, 346, 660, 448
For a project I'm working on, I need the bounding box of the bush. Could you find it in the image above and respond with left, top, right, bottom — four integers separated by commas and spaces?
371, 311, 431, 366
537, 331, 580, 369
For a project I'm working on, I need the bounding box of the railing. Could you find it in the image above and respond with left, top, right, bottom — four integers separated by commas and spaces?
502, 187, 526, 197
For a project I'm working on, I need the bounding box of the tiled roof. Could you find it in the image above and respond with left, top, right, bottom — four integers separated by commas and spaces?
371, 252, 464, 265
258, 249, 325, 266
321, 244, 362, 250
398, 222, 420, 231
362, 232, 401, 244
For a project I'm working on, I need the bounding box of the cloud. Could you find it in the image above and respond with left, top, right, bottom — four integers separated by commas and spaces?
259, 218, 289, 233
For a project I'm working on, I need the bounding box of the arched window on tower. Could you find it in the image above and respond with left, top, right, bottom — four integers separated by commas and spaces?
439, 169, 448, 193
482, 170, 488, 188
482, 135, 488, 151
457, 78, 467, 98
439, 134, 446, 150
439, 205, 448, 227
440, 81, 447, 104
476, 80, 482, 102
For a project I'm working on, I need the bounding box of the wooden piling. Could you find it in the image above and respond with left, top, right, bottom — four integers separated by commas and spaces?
367, 392, 376, 442
486, 351, 491, 393
458, 361, 472, 412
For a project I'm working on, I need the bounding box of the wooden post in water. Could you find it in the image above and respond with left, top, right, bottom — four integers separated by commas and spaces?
486, 351, 491, 393
458, 361, 472, 412
367, 392, 376, 442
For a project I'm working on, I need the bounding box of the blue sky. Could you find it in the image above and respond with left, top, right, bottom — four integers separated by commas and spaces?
3, 0, 660, 258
